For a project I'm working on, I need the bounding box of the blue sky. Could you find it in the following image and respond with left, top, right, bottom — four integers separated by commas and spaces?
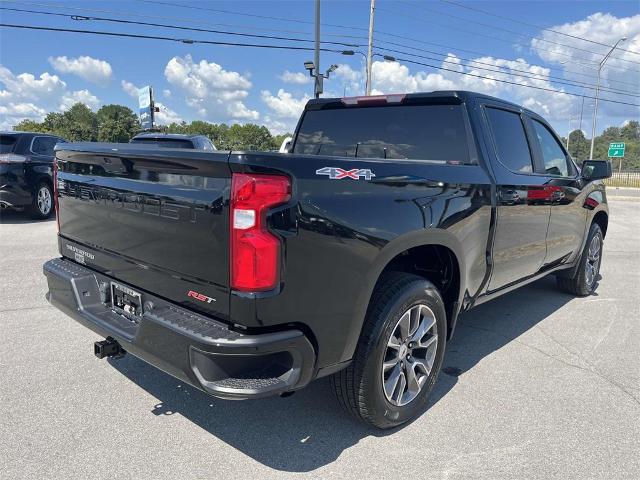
1, 0, 639, 136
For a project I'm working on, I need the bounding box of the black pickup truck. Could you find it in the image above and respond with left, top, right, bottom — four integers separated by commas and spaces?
43, 91, 611, 428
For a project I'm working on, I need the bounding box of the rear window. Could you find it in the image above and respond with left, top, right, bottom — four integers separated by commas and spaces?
1, 135, 18, 154
293, 104, 472, 164
130, 138, 194, 149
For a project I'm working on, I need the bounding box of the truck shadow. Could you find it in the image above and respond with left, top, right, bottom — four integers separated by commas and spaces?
108, 274, 578, 472
0, 209, 55, 224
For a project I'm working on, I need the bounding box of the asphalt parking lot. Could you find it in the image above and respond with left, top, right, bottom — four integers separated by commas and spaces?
1, 200, 639, 480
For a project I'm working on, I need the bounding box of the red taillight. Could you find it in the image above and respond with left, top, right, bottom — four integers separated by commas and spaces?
0, 153, 27, 164
53, 157, 60, 233
230, 173, 291, 292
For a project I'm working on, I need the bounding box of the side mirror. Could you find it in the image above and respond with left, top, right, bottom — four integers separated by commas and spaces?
581, 160, 612, 181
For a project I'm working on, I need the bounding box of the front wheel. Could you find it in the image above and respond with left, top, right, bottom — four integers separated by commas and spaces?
331, 272, 447, 429
557, 223, 603, 296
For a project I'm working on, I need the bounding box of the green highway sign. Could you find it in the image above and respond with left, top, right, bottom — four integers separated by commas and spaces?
608, 142, 625, 158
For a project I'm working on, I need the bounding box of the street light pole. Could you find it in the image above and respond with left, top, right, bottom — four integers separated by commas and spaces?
314, 0, 321, 98
366, 0, 375, 96
589, 37, 627, 159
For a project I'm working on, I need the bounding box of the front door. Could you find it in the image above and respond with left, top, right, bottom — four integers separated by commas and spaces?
527, 116, 588, 267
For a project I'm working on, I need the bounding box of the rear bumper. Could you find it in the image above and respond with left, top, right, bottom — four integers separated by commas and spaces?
0, 186, 30, 208
43, 258, 316, 399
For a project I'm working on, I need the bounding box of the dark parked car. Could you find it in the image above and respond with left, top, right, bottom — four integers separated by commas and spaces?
130, 132, 216, 150
44, 91, 611, 428
0, 131, 66, 219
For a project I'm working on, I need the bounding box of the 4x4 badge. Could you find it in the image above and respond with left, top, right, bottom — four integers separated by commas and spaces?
316, 167, 376, 180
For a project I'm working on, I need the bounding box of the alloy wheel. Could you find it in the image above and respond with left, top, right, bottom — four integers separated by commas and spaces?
585, 234, 601, 288
382, 304, 438, 406
37, 186, 52, 215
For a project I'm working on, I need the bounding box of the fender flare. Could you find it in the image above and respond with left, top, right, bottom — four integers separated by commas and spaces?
341, 228, 468, 363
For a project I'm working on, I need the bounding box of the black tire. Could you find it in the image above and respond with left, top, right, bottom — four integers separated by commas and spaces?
29, 181, 54, 220
557, 223, 603, 296
331, 272, 447, 429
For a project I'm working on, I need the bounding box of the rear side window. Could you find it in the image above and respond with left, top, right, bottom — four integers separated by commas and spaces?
531, 120, 570, 177
1, 135, 18, 153
293, 104, 472, 164
485, 107, 533, 174
31, 136, 59, 156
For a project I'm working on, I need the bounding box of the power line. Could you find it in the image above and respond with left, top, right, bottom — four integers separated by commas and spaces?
377, 5, 640, 73
3, 0, 361, 41
0, 6, 363, 48
78, 0, 636, 88
2, 21, 637, 108
388, 54, 640, 108
440, 0, 640, 56
8, 4, 636, 97
376, 46, 640, 98
0, 23, 346, 53
138, 0, 367, 32
399, 0, 640, 65
374, 36, 640, 89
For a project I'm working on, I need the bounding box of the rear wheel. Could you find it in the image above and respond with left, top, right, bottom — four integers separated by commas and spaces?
557, 223, 603, 296
331, 272, 447, 429
29, 182, 53, 220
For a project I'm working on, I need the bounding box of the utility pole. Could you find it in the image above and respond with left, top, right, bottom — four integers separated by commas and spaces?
314, 0, 322, 98
366, 0, 375, 96
590, 37, 626, 159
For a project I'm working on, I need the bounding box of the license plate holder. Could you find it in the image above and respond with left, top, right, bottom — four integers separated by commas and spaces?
110, 282, 143, 318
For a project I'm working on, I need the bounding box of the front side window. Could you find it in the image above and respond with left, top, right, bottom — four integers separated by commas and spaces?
485, 107, 533, 174
31, 136, 58, 156
531, 120, 570, 177
293, 104, 473, 164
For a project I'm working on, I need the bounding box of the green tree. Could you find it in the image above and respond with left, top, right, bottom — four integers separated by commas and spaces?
621, 121, 639, 141
567, 129, 590, 162
96, 104, 139, 142
226, 123, 273, 150
59, 103, 98, 141
42, 112, 65, 136
12, 119, 47, 132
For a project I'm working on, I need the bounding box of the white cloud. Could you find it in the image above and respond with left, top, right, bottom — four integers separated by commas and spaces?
531, 12, 640, 121
0, 102, 48, 130
121, 79, 139, 98
163, 89, 172, 98
359, 54, 575, 122
48, 55, 113, 85
154, 102, 182, 125
0, 65, 100, 128
59, 89, 100, 111
261, 89, 310, 119
0, 66, 66, 103
279, 70, 310, 85
164, 55, 258, 122
261, 89, 310, 134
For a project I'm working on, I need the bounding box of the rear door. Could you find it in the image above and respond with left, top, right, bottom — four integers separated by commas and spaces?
481, 101, 551, 291
56, 143, 232, 319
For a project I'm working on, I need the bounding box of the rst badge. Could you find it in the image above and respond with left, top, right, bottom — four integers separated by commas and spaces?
187, 290, 216, 304
316, 167, 376, 180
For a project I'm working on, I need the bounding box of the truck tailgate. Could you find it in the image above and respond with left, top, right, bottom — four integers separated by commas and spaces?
55, 143, 231, 320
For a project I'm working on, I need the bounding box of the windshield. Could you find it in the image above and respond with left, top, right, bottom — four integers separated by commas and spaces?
0, 135, 18, 154
130, 137, 194, 149
293, 104, 472, 163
